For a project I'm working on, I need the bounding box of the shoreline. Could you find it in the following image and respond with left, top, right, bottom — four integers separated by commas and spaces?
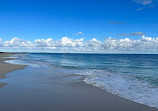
70, 80, 158, 111
0, 53, 27, 87
0, 53, 157, 111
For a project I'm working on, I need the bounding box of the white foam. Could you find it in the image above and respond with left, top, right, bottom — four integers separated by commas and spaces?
4, 60, 39, 67
76, 70, 158, 109
3, 57, 18, 59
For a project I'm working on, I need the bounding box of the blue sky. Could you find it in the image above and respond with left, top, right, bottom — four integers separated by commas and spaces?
0, 0, 158, 53
0, 0, 158, 42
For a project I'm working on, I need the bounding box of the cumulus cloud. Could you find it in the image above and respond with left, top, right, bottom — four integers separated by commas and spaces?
59, 37, 83, 47
0, 38, 2, 46
103, 35, 158, 52
3, 37, 33, 47
1, 36, 158, 53
35, 38, 54, 47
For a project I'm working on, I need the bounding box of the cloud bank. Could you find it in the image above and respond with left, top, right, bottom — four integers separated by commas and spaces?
1, 36, 158, 53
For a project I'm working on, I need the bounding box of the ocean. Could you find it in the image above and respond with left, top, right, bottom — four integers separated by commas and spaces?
5, 53, 158, 109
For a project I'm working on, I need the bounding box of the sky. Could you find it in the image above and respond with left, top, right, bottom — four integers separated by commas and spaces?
0, 0, 158, 53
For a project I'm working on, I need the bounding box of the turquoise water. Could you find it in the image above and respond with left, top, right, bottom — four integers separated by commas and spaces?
5, 53, 158, 108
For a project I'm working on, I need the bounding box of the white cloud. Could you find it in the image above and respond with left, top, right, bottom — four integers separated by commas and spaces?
59, 37, 83, 47
134, 0, 153, 5
76, 32, 84, 35
3, 37, 33, 47
86, 38, 101, 47
134, 0, 157, 10
1, 36, 158, 53
35, 38, 54, 47
78, 32, 83, 34
103, 35, 158, 52
0, 38, 2, 46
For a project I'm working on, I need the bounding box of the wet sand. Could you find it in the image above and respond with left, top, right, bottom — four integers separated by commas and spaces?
0, 53, 27, 87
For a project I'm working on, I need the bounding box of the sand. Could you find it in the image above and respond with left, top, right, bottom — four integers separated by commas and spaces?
0, 53, 27, 87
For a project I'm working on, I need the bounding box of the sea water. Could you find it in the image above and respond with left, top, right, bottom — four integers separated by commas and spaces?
6, 53, 158, 109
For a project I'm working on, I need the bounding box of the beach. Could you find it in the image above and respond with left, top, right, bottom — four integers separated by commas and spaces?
0, 53, 158, 111
0, 53, 27, 87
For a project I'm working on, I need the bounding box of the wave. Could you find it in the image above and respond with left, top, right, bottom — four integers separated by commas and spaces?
75, 70, 158, 109
4, 59, 40, 67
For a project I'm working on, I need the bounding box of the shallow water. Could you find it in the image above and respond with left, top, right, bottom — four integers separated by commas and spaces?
0, 65, 84, 111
